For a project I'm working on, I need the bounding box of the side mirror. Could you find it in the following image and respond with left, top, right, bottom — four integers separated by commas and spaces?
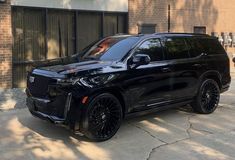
128, 54, 151, 69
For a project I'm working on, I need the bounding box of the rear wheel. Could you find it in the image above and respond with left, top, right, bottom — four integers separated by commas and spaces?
191, 79, 220, 114
82, 93, 123, 141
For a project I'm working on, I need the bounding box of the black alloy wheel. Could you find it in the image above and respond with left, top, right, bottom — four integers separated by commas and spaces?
192, 79, 220, 114
83, 93, 123, 141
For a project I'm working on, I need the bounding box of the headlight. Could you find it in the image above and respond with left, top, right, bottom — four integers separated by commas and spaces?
56, 77, 90, 87
73, 75, 116, 88
79, 77, 93, 88
57, 74, 116, 87
56, 78, 73, 86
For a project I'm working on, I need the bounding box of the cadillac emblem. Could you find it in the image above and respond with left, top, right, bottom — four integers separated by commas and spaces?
29, 76, 35, 83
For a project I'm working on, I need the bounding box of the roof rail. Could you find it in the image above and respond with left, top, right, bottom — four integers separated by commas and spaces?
154, 32, 209, 35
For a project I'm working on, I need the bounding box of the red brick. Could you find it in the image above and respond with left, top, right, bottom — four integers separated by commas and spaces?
0, 0, 12, 88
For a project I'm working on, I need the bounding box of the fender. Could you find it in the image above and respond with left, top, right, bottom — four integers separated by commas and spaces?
198, 70, 222, 90
88, 86, 129, 116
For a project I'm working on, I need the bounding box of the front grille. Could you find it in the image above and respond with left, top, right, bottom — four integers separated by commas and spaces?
35, 95, 68, 118
27, 74, 56, 98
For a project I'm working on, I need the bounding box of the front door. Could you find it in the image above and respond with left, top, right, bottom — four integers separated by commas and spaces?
123, 38, 174, 112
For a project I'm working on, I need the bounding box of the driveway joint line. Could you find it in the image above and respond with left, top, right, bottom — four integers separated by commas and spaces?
146, 137, 191, 160
187, 114, 214, 137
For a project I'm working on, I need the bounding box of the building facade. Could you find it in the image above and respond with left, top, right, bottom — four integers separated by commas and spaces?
0, 0, 235, 88
128, 0, 235, 58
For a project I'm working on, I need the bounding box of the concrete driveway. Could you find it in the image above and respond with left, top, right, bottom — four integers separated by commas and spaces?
0, 79, 235, 160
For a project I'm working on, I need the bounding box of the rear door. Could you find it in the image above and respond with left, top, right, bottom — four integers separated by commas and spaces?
186, 37, 209, 92
163, 37, 199, 101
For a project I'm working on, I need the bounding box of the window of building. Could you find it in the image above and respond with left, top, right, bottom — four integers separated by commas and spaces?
165, 38, 190, 60
138, 24, 156, 34
134, 38, 164, 61
194, 26, 206, 34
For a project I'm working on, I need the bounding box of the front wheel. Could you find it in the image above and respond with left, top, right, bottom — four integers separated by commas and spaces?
191, 79, 220, 114
81, 93, 123, 141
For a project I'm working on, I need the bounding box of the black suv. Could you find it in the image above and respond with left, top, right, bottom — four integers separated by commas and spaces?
26, 33, 231, 141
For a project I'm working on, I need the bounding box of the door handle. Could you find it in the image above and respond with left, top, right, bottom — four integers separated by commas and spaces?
201, 53, 208, 57
192, 64, 202, 68
161, 67, 171, 73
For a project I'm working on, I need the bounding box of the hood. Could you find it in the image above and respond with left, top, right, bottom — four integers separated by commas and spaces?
33, 58, 125, 78
40, 60, 113, 74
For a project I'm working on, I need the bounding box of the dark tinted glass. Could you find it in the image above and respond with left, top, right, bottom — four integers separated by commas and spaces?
100, 37, 139, 61
135, 38, 163, 61
187, 38, 205, 57
82, 37, 139, 61
198, 38, 225, 55
165, 38, 190, 60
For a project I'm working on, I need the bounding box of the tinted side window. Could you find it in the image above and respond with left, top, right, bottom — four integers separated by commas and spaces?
165, 38, 190, 60
135, 38, 164, 61
198, 38, 225, 55
187, 38, 205, 57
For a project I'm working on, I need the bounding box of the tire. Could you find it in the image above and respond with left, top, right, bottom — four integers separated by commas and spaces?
191, 79, 220, 114
81, 93, 123, 141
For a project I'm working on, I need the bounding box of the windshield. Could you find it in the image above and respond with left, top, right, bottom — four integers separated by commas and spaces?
81, 37, 139, 61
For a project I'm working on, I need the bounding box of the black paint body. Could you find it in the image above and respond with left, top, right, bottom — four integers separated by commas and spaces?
26, 33, 231, 131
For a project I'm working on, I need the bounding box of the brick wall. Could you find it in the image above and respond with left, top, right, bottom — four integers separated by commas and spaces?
0, 0, 12, 88
128, 0, 169, 34
129, 0, 235, 35
128, 0, 235, 71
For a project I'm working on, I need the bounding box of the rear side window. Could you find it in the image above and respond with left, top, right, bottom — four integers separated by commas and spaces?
198, 38, 225, 55
165, 38, 190, 60
135, 38, 164, 61
186, 38, 205, 57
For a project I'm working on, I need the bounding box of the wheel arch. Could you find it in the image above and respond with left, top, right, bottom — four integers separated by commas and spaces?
200, 71, 222, 89
89, 87, 127, 118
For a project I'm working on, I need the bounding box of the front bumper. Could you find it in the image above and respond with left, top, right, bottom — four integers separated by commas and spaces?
26, 93, 72, 125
